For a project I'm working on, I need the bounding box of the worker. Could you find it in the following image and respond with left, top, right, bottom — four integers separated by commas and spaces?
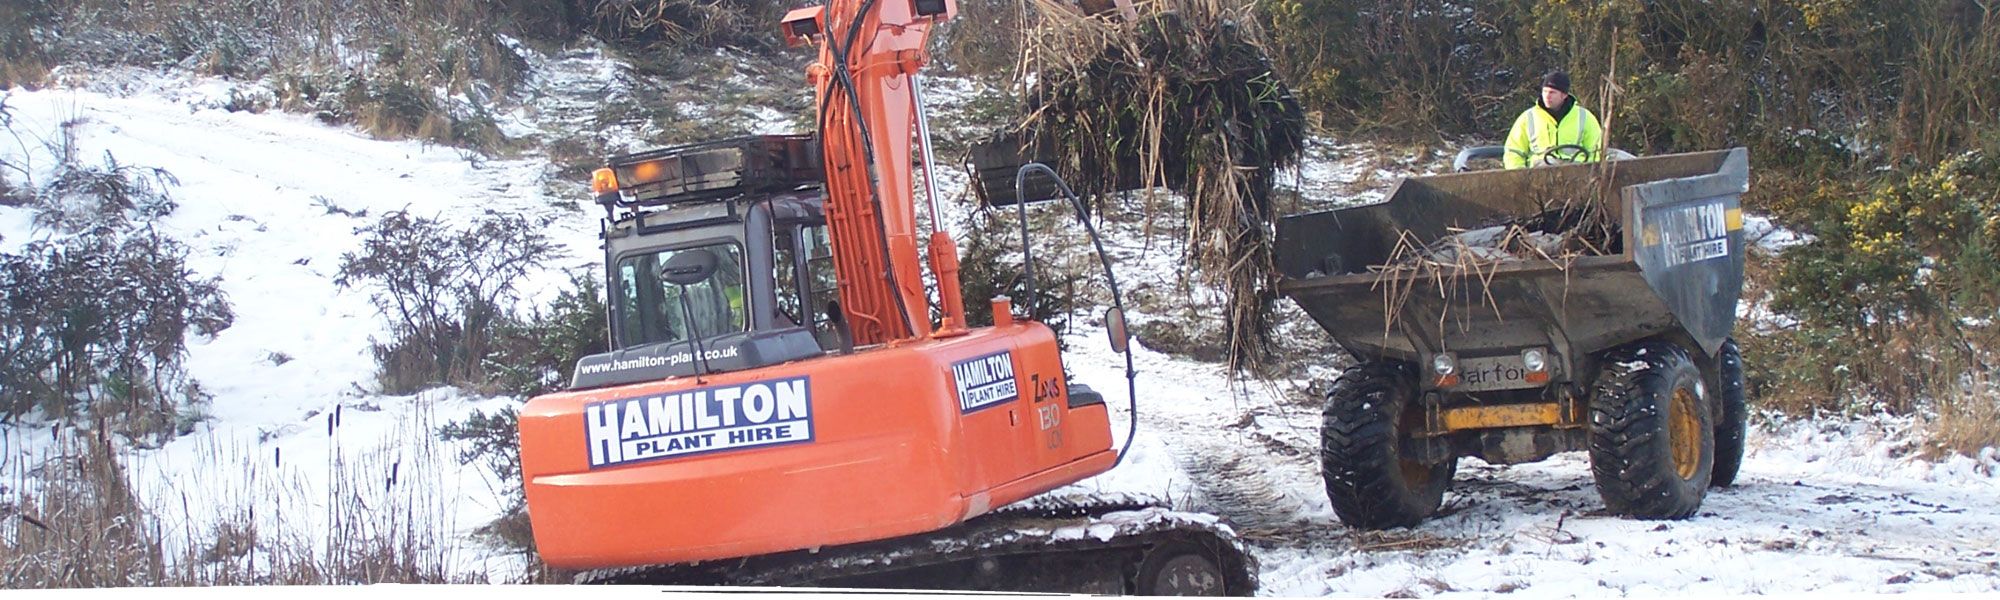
1503, 70, 1603, 169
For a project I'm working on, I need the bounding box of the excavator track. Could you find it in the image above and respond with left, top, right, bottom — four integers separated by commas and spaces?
576, 493, 1259, 595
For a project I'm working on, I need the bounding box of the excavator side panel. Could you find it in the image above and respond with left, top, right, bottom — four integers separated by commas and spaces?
519, 322, 1114, 568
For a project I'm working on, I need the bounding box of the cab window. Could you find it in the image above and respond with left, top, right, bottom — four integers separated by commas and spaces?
616, 243, 746, 348
802, 224, 842, 349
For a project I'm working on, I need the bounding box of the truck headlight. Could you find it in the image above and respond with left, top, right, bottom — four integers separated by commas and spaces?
1522, 348, 1547, 372
1431, 353, 1456, 376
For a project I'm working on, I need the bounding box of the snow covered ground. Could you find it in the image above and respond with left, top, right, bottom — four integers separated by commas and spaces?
3, 59, 1998, 596
1060, 332, 2000, 596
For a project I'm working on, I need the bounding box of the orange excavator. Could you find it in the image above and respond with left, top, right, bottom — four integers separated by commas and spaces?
515, 0, 1255, 594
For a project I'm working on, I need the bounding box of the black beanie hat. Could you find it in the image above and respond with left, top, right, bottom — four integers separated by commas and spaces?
1542, 70, 1571, 94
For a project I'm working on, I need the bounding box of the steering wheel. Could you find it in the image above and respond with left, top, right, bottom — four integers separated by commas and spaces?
1542, 144, 1592, 165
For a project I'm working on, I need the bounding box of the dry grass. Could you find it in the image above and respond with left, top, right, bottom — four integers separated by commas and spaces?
1924, 366, 2000, 459
1363, 196, 1620, 338
1931, 390, 2000, 460
2, 400, 506, 587
1, 432, 162, 587
1351, 530, 1464, 553
4, 0, 529, 151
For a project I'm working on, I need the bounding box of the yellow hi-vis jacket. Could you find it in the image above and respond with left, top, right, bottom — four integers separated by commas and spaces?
1503, 101, 1603, 169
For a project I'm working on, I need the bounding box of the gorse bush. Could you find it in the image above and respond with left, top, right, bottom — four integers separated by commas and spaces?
486, 272, 609, 398
1262, 0, 1524, 135
1776, 150, 2000, 332
0, 230, 234, 440
440, 269, 606, 556
1751, 148, 2000, 426
0, 0, 54, 86
956, 209, 1081, 342
436, 406, 535, 552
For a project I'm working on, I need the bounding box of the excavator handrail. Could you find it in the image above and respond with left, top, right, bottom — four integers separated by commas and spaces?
1013, 162, 1139, 468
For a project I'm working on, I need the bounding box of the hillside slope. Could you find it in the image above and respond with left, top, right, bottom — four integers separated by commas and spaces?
2, 56, 1998, 595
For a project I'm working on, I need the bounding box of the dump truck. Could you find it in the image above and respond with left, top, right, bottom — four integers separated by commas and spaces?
1274, 149, 1752, 527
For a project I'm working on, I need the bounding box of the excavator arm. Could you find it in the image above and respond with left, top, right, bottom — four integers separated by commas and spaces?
782, 0, 966, 346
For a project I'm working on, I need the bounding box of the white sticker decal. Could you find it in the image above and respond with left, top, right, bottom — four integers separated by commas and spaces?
1651, 201, 1733, 266
583, 376, 812, 469
953, 351, 1019, 413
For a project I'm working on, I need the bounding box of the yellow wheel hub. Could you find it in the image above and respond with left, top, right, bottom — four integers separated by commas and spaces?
1669, 386, 1701, 480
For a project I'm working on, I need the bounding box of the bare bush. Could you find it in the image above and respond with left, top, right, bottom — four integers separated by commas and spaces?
0, 114, 232, 443
1, 112, 178, 232
336, 211, 559, 395
338, 220, 608, 558
0, 231, 233, 438
32, 151, 179, 234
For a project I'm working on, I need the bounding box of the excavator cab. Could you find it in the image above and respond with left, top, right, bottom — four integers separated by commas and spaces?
570, 136, 844, 391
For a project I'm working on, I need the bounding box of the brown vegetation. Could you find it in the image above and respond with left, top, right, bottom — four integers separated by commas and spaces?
2, 409, 490, 587
1011, 0, 1306, 371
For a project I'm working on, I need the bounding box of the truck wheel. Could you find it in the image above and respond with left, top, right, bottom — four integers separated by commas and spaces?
1588, 342, 1713, 518
1711, 338, 1748, 487
1321, 363, 1456, 529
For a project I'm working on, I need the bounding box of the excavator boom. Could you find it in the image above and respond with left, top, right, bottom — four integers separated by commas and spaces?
787, 0, 964, 345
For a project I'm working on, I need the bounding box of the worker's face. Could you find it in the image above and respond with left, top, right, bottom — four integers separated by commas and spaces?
1541, 86, 1569, 108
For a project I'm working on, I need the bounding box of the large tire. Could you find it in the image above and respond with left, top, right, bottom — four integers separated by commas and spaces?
1711, 338, 1748, 487
1588, 342, 1714, 519
1321, 363, 1456, 529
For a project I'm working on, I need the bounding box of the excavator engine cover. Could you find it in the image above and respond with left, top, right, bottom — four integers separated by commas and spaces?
520, 324, 1116, 567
